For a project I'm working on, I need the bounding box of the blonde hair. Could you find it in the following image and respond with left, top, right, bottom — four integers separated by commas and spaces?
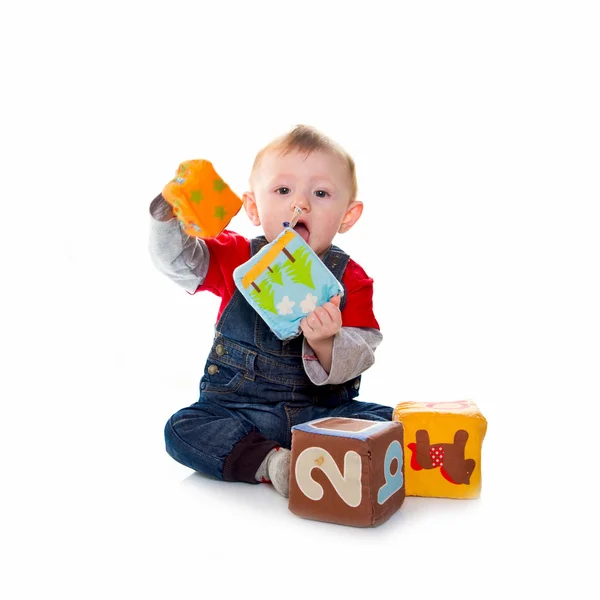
250, 125, 358, 202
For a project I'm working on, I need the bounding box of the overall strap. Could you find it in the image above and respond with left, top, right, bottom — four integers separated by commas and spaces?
250, 236, 269, 255
320, 244, 350, 310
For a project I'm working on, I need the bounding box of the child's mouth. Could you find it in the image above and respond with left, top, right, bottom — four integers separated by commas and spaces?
293, 222, 310, 242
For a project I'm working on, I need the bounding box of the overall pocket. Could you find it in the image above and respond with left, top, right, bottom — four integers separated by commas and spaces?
201, 362, 246, 396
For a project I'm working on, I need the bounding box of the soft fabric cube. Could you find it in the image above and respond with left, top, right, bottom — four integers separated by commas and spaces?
162, 159, 242, 238
233, 228, 344, 340
393, 400, 487, 499
288, 418, 405, 527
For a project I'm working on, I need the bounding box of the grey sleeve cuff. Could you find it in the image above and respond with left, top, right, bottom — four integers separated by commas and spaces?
148, 196, 210, 293
302, 327, 383, 386
150, 194, 174, 221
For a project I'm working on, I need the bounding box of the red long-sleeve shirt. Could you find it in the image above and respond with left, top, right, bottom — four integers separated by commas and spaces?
197, 230, 380, 330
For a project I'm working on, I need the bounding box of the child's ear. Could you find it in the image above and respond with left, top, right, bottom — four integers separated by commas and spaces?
338, 200, 363, 233
243, 192, 261, 226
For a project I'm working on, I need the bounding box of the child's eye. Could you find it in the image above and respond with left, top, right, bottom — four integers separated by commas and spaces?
276, 187, 291, 195
314, 190, 330, 198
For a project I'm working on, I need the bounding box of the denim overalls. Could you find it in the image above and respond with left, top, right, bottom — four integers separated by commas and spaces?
164, 237, 393, 483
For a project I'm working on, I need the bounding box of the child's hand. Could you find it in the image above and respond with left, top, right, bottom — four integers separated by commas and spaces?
300, 295, 342, 344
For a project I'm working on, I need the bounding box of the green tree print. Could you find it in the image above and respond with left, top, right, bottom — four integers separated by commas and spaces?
250, 279, 278, 314
283, 247, 315, 289
266, 263, 284, 286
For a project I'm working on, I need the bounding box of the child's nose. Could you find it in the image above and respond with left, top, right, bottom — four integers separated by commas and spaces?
292, 193, 311, 212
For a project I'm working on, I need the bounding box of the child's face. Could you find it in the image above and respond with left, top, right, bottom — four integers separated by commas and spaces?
244, 149, 363, 256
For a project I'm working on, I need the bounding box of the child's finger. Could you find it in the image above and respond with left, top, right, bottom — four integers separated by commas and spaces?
312, 307, 328, 324
306, 312, 322, 330
301, 318, 317, 336
322, 301, 342, 322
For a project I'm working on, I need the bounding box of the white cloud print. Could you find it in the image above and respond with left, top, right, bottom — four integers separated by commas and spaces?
277, 296, 296, 315
300, 293, 318, 314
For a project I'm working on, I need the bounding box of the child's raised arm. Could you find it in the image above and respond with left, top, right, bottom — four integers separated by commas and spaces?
148, 194, 210, 293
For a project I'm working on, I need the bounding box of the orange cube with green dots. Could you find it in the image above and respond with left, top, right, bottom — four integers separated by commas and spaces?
162, 159, 243, 238
393, 400, 487, 499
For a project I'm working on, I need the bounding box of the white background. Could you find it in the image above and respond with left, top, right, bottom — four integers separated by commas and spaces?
2, 1, 599, 598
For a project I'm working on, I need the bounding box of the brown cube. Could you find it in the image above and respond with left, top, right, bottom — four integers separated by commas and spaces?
288, 418, 405, 527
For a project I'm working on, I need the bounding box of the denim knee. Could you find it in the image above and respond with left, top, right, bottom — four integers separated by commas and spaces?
163, 413, 224, 480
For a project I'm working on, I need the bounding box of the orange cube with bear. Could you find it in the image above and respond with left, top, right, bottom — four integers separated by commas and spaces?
393, 400, 487, 499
